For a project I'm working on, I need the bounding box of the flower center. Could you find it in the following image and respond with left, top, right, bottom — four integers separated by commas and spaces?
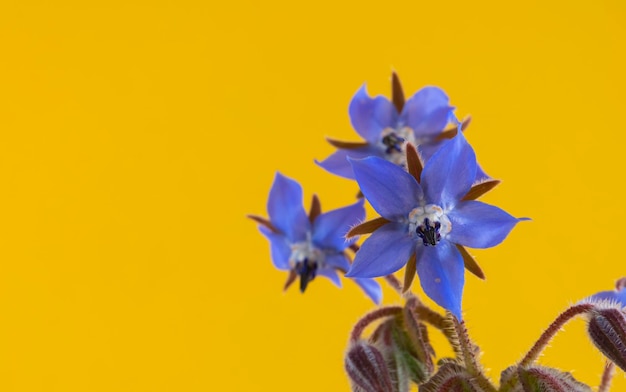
408, 205, 451, 246
290, 238, 325, 292
295, 258, 318, 292
379, 126, 416, 166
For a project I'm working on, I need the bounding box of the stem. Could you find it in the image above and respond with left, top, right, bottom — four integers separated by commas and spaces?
519, 303, 594, 368
451, 317, 498, 392
598, 361, 615, 392
410, 299, 446, 330
383, 275, 466, 366
350, 306, 403, 343
384, 274, 404, 294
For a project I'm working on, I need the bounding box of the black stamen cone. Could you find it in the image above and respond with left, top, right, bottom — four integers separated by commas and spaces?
382, 133, 405, 154
417, 218, 440, 246
297, 259, 318, 293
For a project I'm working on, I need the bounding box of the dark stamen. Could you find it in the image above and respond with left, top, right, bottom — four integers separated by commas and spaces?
416, 218, 441, 246
382, 133, 405, 154
296, 258, 318, 293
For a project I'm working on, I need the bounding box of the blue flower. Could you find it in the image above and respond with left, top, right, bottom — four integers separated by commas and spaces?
248, 172, 382, 304
316, 73, 491, 188
344, 132, 527, 319
585, 278, 626, 307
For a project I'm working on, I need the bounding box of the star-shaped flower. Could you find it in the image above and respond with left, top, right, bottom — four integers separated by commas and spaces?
344, 131, 527, 318
248, 172, 382, 303
316, 72, 494, 190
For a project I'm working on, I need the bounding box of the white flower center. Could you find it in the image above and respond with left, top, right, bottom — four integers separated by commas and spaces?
379, 126, 417, 166
408, 204, 452, 246
289, 236, 325, 268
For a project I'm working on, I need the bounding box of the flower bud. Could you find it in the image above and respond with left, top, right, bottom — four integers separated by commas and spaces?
500, 365, 591, 392
419, 363, 487, 392
518, 366, 591, 392
369, 316, 431, 388
587, 307, 626, 371
345, 341, 394, 392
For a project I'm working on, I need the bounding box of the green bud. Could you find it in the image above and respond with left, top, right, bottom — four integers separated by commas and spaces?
369, 316, 432, 389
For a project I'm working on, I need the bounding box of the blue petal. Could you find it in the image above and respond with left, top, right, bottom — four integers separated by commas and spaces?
352, 278, 382, 304
350, 156, 423, 220
400, 87, 452, 137
349, 85, 398, 143
473, 165, 492, 185
313, 199, 365, 251
416, 139, 445, 164
446, 201, 522, 249
421, 132, 477, 209
259, 227, 291, 270
267, 172, 310, 242
325, 253, 351, 272
315, 145, 381, 179
618, 289, 626, 306
588, 289, 626, 307
418, 137, 492, 186
317, 267, 342, 287
346, 222, 415, 277
416, 240, 464, 320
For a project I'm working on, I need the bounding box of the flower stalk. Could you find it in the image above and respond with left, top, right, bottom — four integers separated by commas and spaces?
350, 306, 403, 343
519, 303, 595, 368
598, 361, 615, 392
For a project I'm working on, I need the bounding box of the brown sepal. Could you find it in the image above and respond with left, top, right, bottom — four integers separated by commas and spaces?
462, 179, 501, 201
435, 116, 473, 141
326, 137, 369, 150
405, 143, 423, 182
403, 253, 417, 293
247, 214, 278, 233
283, 270, 298, 292
347, 217, 390, 238
308, 194, 321, 223
456, 244, 485, 280
391, 71, 405, 113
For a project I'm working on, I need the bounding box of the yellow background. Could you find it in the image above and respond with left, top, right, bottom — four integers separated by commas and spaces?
0, 1, 624, 391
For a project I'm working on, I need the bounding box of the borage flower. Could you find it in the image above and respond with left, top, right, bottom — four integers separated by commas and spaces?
316, 72, 494, 189
584, 278, 626, 307
248, 173, 381, 303
345, 132, 527, 318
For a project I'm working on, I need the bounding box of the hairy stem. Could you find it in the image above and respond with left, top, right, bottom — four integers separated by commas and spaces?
598, 361, 615, 392
350, 306, 403, 343
451, 317, 498, 392
384, 274, 404, 294
519, 303, 594, 368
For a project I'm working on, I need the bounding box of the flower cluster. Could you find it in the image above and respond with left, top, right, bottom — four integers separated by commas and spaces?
248, 72, 626, 391
250, 72, 524, 318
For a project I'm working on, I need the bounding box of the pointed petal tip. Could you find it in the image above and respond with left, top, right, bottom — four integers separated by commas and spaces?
351, 278, 383, 304
355, 83, 369, 96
